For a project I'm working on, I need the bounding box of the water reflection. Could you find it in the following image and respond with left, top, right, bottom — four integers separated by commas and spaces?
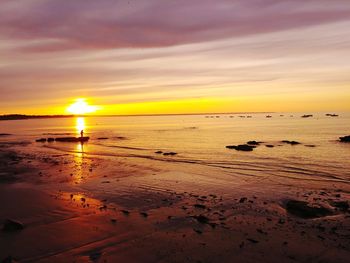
76, 117, 86, 136
73, 117, 86, 184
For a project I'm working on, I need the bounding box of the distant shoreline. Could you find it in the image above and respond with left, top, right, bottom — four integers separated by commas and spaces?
1, 111, 344, 121
0, 112, 276, 121
0, 114, 75, 121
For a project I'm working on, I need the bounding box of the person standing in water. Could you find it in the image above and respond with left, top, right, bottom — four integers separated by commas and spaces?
80, 130, 84, 138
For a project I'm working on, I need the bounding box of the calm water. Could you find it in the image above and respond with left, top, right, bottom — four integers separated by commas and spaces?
1, 113, 350, 183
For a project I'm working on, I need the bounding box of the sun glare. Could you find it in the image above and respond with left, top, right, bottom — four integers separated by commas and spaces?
67, 99, 98, 115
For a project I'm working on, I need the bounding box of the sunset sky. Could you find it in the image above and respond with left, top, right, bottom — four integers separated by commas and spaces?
1, 0, 350, 115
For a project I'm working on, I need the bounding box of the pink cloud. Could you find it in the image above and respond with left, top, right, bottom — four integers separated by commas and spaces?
0, 0, 349, 52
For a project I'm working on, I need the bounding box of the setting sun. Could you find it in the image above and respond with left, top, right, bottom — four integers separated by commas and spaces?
67, 99, 98, 115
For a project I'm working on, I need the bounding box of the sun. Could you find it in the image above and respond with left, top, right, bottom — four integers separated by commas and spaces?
67, 98, 98, 115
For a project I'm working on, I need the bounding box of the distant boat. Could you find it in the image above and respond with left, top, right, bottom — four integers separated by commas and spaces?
325, 113, 339, 117
266, 115, 272, 118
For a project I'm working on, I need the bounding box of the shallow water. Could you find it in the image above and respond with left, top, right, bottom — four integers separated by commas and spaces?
1, 112, 350, 184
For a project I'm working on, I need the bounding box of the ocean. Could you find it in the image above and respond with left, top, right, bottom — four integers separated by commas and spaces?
1, 112, 349, 185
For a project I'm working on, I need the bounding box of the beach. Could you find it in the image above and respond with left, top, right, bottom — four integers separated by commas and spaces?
0, 113, 349, 262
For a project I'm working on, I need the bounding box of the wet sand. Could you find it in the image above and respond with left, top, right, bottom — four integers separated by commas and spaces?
0, 144, 350, 263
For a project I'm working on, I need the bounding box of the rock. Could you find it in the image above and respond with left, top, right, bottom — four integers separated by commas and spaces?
47, 138, 55, 142
121, 210, 130, 215
99, 205, 107, 210
163, 152, 177, 156
89, 252, 102, 262
155, 151, 163, 154
247, 238, 259, 244
0, 133, 12, 136
339, 135, 350, 142
329, 201, 349, 212
304, 145, 316, 147
35, 138, 47, 142
266, 115, 272, 118
112, 136, 127, 140
239, 197, 247, 203
140, 212, 148, 217
247, 141, 260, 145
285, 200, 333, 219
1, 256, 18, 263
281, 140, 301, 145
2, 219, 24, 232
226, 144, 255, 151
193, 229, 203, 234
265, 145, 274, 148
55, 137, 89, 142
194, 204, 206, 209
192, 215, 210, 224
97, 137, 108, 140
301, 114, 313, 118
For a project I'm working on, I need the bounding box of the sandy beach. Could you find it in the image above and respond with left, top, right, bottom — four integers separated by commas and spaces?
1, 115, 349, 263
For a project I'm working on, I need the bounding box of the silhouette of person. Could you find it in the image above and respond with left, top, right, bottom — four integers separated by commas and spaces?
80, 130, 84, 138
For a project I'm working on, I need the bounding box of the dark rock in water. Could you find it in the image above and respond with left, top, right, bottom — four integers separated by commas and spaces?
155, 151, 163, 154
97, 137, 108, 140
2, 219, 24, 232
55, 137, 89, 142
35, 138, 47, 142
194, 204, 206, 209
247, 141, 260, 145
47, 138, 55, 142
339, 135, 350, 142
0, 173, 18, 183
194, 229, 203, 234
192, 215, 209, 224
89, 252, 102, 262
239, 197, 247, 203
285, 200, 333, 219
121, 210, 130, 215
0, 133, 12, 136
326, 113, 339, 117
140, 212, 148, 217
226, 144, 255, 151
265, 145, 274, 148
304, 144, 316, 147
281, 140, 301, 145
301, 114, 313, 118
115, 136, 127, 140
247, 238, 259, 244
163, 152, 177, 156
1, 256, 18, 263
329, 201, 349, 212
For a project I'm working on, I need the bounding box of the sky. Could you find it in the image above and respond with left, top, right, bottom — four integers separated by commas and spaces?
0, 0, 350, 115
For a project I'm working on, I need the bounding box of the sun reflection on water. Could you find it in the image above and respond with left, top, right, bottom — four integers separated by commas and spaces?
76, 117, 86, 136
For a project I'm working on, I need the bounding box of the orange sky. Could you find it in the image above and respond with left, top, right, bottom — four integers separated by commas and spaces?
0, 1, 350, 115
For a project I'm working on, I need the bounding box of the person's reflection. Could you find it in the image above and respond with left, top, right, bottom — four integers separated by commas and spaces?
73, 117, 87, 184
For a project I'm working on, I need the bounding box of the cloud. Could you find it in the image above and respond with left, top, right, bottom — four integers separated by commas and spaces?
1, 0, 350, 52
